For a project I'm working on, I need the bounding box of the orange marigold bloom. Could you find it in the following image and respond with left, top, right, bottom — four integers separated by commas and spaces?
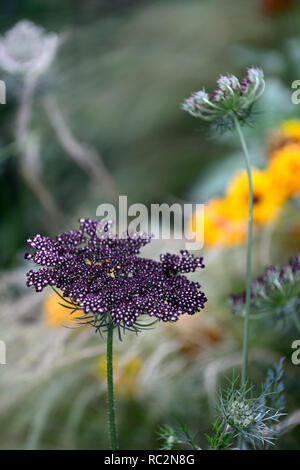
191, 198, 247, 248
226, 169, 284, 224
191, 165, 288, 249
268, 143, 300, 199
280, 120, 300, 141
268, 120, 300, 154
268, 122, 300, 156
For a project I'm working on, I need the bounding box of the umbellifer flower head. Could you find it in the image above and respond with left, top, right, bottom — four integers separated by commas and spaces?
230, 254, 300, 328
0, 20, 60, 75
182, 67, 265, 129
25, 219, 207, 335
218, 369, 284, 448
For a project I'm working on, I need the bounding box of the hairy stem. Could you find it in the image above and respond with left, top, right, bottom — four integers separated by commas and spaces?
106, 324, 118, 449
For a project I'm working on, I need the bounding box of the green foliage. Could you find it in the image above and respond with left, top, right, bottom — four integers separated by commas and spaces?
217, 365, 285, 449
157, 421, 200, 450
261, 358, 285, 413
205, 418, 234, 450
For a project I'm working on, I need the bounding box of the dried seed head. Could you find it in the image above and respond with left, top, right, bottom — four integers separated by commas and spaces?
0, 20, 60, 75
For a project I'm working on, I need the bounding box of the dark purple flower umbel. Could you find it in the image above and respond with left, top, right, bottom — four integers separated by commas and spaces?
25, 219, 207, 332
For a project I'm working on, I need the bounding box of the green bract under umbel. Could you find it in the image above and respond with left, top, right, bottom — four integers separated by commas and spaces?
182, 67, 265, 129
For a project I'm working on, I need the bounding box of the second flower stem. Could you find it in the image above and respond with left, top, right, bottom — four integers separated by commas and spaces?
233, 117, 253, 387
106, 323, 118, 450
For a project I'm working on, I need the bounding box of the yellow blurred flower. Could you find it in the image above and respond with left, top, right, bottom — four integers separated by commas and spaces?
268, 120, 300, 154
96, 355, 142, 400
96, 355, 118, 377
268, 143, 300, 199
190, 122, 300, 249
191, 199, 221, 247
226, 168, 284, 224
43, 291, 78, 329
191, 167, 286, 248
280, 120, 300, 141
204, 199, 247, 247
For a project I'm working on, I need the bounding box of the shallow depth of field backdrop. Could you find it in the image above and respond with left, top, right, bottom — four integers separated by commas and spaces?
1, 0, 300, 449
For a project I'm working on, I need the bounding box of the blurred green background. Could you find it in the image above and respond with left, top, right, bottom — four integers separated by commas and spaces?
1, 0, 300, 450
1, 0, 299, 267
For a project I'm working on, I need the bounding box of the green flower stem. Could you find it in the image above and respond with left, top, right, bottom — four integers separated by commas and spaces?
233, 117, 253, 387
234, 117, 253, 451
106, 323, 118, 450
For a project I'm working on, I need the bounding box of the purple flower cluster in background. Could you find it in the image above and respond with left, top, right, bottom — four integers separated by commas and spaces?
25, 219, 207, 329
230, 254, 300, 323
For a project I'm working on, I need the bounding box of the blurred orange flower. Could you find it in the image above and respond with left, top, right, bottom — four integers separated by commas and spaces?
268, 120, 300, 154
43, 291, 78, 329
205, 199, 247, 247
280, 120, 300, 141
191, 168, 285, 248
268, 143, 300, 199
226, 169, 284, 224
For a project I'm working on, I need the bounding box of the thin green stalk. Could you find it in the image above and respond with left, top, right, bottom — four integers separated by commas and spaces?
233, 117, 253, 387
106, 323, 118, 449
234, 118, 253, 451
